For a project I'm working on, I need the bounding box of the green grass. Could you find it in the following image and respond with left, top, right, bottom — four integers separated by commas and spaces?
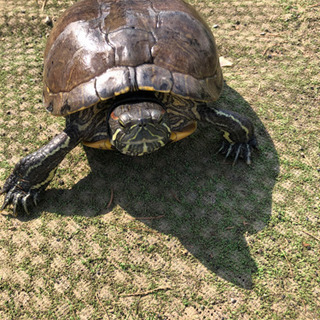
0, 0, 319, 319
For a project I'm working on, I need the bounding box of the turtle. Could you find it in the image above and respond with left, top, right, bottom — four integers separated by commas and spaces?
1, 0, 257, 215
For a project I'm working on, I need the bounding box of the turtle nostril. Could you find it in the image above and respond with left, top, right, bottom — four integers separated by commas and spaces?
138, 120, 148, 127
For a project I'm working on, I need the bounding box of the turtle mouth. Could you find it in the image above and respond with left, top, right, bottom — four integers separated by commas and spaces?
118, 140, 166, 156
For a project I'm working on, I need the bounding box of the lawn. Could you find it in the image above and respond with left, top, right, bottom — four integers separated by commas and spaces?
0, 0, 319, 319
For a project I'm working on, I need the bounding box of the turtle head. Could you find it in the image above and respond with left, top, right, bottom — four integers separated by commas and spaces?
108, 101, 171, 156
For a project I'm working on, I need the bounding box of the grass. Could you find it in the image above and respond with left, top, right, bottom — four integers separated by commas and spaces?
0, 0, 319, 319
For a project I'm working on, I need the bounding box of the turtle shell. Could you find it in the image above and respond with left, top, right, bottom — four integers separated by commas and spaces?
43, 0, 223, 116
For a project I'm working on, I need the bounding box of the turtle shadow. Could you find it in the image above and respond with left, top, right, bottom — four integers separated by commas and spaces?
39, 85, 279, 289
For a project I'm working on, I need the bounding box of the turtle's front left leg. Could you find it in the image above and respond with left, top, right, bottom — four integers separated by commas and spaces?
197, 105, 258, 165
1, 129, 79, 216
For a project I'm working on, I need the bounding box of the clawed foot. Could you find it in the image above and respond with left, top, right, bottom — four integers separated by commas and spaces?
0, 174, 41, 216
1, 131, 77, 216
217, 137, 258, 165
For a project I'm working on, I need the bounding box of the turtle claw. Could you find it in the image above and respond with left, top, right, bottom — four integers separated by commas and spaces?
13, 194, 23, 216
218, 137, 257, 165
1, 189, 13, 211
0, 179, 39, 216
1, 197, 9, 211
233, 144, 242, 166
33, 193, 39, 207
22, 194, 31, 215
1, 187, 36, 216
245, 144, 252, 165
225, 144, 234, 159
216, 141, 226, 154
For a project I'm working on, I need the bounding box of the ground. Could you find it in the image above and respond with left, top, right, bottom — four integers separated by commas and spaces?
0, 0, 319, 319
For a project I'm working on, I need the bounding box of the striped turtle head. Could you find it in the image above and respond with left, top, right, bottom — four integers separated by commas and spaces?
108, 102, 171, 156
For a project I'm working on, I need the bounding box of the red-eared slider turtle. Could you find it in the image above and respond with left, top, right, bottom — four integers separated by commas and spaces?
1, 0, 257, 215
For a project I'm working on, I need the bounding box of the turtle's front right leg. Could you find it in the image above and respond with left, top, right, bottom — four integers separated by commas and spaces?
1, 130, 79, 216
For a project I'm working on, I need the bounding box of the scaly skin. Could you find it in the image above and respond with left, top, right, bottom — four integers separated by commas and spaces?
0, 130, 80, 216
197, 105, 258, 165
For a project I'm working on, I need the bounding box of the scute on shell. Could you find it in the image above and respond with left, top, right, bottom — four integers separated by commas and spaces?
43, 0, 223, 116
